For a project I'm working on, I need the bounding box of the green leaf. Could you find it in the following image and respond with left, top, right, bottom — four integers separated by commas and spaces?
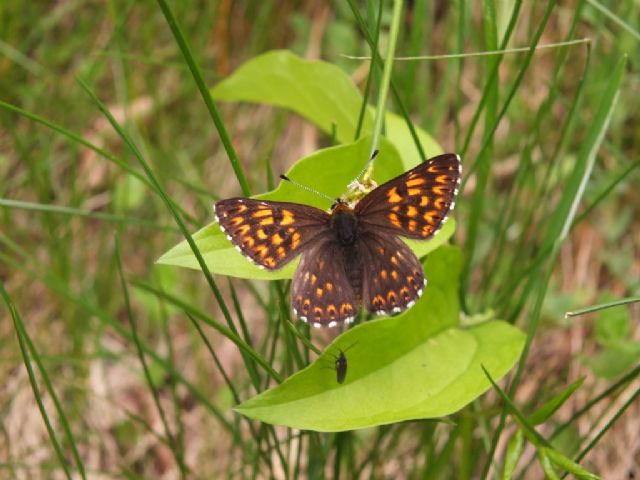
234, 246, 525, 432
211, 49, 442, 167
384, 111, 443, 169
528, 377, 585, 426
584, 341, 640, 379
538, 450, 561, 480
157, 136, 456, 279
594, 294, 630, 344
113, 174, 146, 212
212, 49, 372, 143
542, 447, 601, 480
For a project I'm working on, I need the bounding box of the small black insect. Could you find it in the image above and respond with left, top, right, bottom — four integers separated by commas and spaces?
334, 349, 348, 384
328, 341, 358, 384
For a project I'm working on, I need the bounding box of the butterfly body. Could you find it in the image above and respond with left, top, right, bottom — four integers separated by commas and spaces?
214, 153, 461, 328
330, 203, 359, 246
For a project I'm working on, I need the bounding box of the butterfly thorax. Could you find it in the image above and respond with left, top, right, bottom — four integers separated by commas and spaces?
330, 202, 359, 246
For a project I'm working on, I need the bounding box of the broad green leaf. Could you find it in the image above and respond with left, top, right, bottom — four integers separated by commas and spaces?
157, 136, 456, 279
212, 49, 372, 143
234, 246, 525, 432
528, 377, 584, 426
211, 49, 442, 169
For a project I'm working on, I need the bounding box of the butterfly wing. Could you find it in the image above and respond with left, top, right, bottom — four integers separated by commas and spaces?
358, 231, 426, 315
355, 153, 461, 240
214, 198, 330, 270
291, 241, 358, 327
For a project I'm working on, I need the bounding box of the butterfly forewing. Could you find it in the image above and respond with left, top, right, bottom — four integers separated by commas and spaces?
355, 153, 461, 240
291, 241, 358, 327
359, 232, 426, 315
214, 198, 330, 270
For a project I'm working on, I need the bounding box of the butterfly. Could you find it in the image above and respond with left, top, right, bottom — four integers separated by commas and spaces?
214, 153, 461, 328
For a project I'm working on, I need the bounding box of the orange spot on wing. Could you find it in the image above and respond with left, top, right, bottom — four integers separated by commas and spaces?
272, 233, 284, 245
276, 246, 286, 258
391, 270, 399, 280
264, 257, 276, 268
310, 274, 317, 285
255, 245, 269, 258
253, 209, 272, 218
280, 210, 295, 225
408, 220, 417, 231
407, 188, 421, 196
230, 216, 244, 226
256, 229, 268, 240
242, 237, 255, 248
419, 196, 429, 207
386, 187, 402, 203
406, 177, 426, 187
381, 270, 388, 280
327, 305, 337, 317
400, 287, 410, 300
432, 186, 446, 195
316, 288, 323, 298
406, 205, 418, 218
313, 307, 323, 319
436, 174, 450, 184
372, 295, 385, 309
259, 217, 274, 226
423, 212, 436, 224
388, 213, 402, 228
236, 225, 250, 235
326, 282, 334, 292
387, 291, 398, 305
340, 303, 354, 315
291, 232, 301, 249
390, 256, 398, 265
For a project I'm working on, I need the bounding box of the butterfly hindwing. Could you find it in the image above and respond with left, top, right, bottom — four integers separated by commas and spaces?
355, 153, 461, 240
359, 232, 426, 315
214, 198, 330, 270
291, 241, 358, 327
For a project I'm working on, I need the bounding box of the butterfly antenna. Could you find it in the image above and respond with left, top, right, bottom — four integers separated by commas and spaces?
279, 174, 335, 203
350, 149, 380, 186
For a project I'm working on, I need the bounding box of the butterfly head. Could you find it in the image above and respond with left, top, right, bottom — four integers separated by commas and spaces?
329, 197, 349, 211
